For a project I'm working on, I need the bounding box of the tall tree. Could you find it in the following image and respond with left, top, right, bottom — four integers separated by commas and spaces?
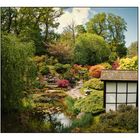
1, 34, 36, 112
127, 41, 138, 58
87, 13, 107, 39
61, 20, 76, 47
86, 13, 127, 58
75, 25, 86, 35
1, 7, 17, 33
1, 7, 63, 55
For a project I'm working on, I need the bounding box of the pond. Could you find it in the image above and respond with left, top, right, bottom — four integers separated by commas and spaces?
44, 112, 72, 132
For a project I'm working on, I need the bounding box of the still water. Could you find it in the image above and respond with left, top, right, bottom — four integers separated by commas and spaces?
44, 112, 72, 131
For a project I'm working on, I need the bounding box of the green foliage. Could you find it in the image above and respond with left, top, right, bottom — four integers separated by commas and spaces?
98, 105, 138, 132
33, 55, 47, 63
54, 63, 71, 74
21, 97, 35, 110
100, 62, 112, 69
75, 25, 86, 35
87, 12, 127, 59
83, 78, 104, 90
1, 34, 37, 112
87, 13, 127, 43
87, 12, 107, 38
127, 41, 138, 58
74, 91, 104, 114
33, 55, 50, 75
39, 65, 49, 75
49, 42, 74, 64
26, 119, 52, 132
32, 80, 45, 89
71, 113, 93, 128
119, 56, 138, 70
108, 52, 118, 63
64, 96, 78, 116
1, 7, 63, 55
116, 43, 127, 58
74, 33, 111, 65
47, 56, 58, 65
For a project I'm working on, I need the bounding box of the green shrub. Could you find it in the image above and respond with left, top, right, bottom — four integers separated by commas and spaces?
32, 80, 45, 89
74, 91, 104, 114
83, 78, 103, 90
100, 62, 112, 69
33, 55, 47, 63
99, 105, 138, 132
71, 113, 93, 128
47, 56, 58, 65
54, 63, 71, 74
39, 65, 49, 75
63, 71, 76, 85
119, 56, 138, 70
109, 52, 118, 63
64, 96, 78, 116
2, 34, 36, 112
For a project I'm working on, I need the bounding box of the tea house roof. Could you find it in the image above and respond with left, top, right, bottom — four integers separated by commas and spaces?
100, 70, 138, 81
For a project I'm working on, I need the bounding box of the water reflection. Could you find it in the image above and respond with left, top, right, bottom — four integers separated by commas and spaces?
44, 112, 72, 131
53, 113, 72, 128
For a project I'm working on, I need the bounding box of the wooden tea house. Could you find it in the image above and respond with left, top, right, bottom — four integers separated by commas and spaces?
100, 70, 138, 112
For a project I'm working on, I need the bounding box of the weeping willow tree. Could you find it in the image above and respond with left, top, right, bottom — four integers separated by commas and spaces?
1, 34, 37, 113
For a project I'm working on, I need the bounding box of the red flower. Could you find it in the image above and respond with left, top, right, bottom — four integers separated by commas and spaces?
57, 79, 69, 88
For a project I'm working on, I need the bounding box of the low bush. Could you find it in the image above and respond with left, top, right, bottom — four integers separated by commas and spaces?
100, 62, 112, 69
119, 56, 138, 70
54, 63, 71, 74
74, 91, 104, 114
47, 56, 58, 65
71, 113, 93, 128
89, 65, 104, 78
83, 78, 103, 90
33, 55, 47, 63
32, 80, 45, 89
64, 96, 78, 116
39, 65, 49, 75
98, 105, 138, 132
57, 79, 70, 88
63, 72, 76, 85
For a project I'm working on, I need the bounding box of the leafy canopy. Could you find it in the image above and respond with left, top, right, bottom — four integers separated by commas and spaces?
74, 33, 111, 65
2, 34, 36, 112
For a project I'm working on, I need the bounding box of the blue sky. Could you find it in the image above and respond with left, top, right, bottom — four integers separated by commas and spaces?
57, 7, 138, 47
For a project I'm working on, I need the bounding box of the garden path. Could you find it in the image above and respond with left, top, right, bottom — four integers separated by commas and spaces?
66, 81, 85, 99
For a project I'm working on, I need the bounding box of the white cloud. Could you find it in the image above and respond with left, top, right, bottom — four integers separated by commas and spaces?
55, 8, 91, 33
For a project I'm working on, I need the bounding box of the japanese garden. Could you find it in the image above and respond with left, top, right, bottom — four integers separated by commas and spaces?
1, 7, 138, 133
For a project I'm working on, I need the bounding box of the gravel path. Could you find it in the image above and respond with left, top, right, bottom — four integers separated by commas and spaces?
66, 81, 85, 99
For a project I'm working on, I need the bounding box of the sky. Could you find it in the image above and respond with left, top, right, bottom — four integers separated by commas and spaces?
56, 7, 138, 48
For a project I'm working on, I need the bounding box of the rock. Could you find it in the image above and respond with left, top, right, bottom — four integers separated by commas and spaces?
76, 112, 85, 119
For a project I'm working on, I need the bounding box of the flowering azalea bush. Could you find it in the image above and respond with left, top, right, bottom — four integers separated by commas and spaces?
89, 65, 104, 78
57, 79, 70, 88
